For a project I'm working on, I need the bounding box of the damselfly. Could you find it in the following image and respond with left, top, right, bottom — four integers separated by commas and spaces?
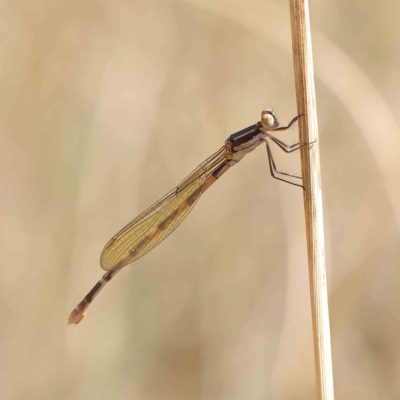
68, 110, 306, 324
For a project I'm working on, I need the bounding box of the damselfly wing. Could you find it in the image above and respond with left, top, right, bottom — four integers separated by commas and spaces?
68, 110, 305, 324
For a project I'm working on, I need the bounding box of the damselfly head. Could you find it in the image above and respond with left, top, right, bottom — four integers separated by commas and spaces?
261, 109, 279, 131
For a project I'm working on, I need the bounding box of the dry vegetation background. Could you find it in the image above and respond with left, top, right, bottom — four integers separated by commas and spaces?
2, 0, 400, 399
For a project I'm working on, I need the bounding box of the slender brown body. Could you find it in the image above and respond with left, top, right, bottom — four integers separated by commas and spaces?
68, 110, 302, 324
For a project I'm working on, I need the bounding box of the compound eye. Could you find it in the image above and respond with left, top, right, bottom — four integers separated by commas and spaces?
261, 112, 275, 130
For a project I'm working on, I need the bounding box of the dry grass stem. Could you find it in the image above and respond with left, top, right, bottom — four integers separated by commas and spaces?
289, 1, 335, 399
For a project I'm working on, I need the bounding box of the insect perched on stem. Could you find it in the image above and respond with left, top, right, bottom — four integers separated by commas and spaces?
68, 109, 307, 325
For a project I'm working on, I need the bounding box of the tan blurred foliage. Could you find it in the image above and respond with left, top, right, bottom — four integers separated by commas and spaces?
1, 0, 400, 399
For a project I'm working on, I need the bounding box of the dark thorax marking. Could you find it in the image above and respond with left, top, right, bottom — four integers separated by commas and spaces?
228, 124, 261, 151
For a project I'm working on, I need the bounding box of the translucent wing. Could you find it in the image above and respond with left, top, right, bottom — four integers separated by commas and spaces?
100, 147, 226, 271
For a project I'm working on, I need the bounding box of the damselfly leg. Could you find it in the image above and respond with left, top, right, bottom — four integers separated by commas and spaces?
271, 114, 301, 132
264, 114, 314, 189
266, 142, 304, 189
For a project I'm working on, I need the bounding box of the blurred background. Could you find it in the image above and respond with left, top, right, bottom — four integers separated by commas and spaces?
2, 0, 400, 399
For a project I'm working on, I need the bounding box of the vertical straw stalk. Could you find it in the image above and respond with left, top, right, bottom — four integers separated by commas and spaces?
288, 1, 335, 399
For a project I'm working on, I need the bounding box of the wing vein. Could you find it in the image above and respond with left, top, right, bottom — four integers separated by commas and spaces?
100, 147, 226, 271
